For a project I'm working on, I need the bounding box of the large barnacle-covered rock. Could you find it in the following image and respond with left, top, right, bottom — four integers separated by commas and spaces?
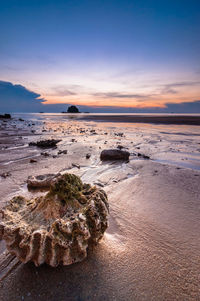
0, 173, 109, 267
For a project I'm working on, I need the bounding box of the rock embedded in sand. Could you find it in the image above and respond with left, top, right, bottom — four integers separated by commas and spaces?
29, 139, 61, 148
137, 153, 150, 159
58, 149, 67, 155
86, 153, 91, 159
29, 158, 37, 163
0, 172, 11, 178
100, 149, 130, 161
72, 163, 80, 169
41, 152, 50, 157
0, 173, 109, 267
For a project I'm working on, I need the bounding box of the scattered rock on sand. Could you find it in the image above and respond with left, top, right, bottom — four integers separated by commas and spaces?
29, 139, 61, 148
27, 173, 60, 189
0, 172, 11, 178
29, 159, 37, 163
58, 149, 67, 155
41, 152, 50, 157
100, 149, 130, 161
72, 163, 80, 169
0, 173, 109, 267
137, 153, 150, 159
114, 132, 124, 137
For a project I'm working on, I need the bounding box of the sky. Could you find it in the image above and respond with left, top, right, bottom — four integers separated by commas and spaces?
0, 0, 200, 113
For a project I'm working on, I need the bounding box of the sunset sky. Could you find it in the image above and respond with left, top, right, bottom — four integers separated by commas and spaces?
0, 0, 200, 112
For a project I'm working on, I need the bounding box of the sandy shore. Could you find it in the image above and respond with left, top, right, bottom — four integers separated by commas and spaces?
79, 114, 200, 125
0, 114, 200, 300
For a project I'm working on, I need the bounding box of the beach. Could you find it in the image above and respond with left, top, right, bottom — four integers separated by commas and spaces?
0, 113, 200, 300
79, 113, 200, 125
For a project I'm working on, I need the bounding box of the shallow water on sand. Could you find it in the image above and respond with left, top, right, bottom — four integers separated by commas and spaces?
1, 114, 200, 300
1, 113, 200, 171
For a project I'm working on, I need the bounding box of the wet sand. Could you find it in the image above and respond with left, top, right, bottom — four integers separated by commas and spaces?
79, 113, 200, 125
0, 114, 200, 300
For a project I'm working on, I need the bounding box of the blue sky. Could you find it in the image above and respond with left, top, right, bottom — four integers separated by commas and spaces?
0, 0, 200, 112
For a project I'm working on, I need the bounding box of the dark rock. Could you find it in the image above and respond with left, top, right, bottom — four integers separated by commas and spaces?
100, 149, 130, 161
117, 145, 124, 150
86, 153, 91, 159
90, 130, 97, 135
19, 118, 24, 121
0, 172, 11, 178
0, 114, 11, 119
41, 152, 50, 157
30, 159, 37, 163
137, 153, 150, 159
67, 105, 79, 113
114, 132, 124, 137
58, 149, 68, 155
72, 163, 80, 169
29, 139, 61, 148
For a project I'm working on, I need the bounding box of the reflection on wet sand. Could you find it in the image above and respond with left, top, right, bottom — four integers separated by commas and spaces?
0, 113, 200, 300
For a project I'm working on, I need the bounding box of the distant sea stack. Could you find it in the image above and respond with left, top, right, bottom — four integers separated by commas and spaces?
67, 105, 80, 113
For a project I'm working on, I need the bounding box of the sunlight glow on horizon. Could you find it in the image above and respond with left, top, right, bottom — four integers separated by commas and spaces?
0, 0, 200, 112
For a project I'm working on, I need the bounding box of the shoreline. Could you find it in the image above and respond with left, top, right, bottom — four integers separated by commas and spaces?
79, 114, 200, 125
0, 116, 200, 300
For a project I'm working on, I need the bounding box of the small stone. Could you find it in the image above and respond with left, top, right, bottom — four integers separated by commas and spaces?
137, 153, 150, 159
58, 149, 67, 155
72, 163, 80, 169
41, 152, 50, 157
30, 159, 37, 163
0, 172, 11, 178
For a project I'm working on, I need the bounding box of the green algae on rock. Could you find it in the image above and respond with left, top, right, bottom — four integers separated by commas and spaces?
0, 173, 109, 267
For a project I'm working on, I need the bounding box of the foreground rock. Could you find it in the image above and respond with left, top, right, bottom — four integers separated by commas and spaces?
0, 173, 109, 267
29, 139, 61, 148
27, 173, 60, 189
100, 149, 130, 161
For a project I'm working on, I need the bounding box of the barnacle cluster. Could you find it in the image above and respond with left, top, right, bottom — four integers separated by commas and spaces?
0, 173, 109, 267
